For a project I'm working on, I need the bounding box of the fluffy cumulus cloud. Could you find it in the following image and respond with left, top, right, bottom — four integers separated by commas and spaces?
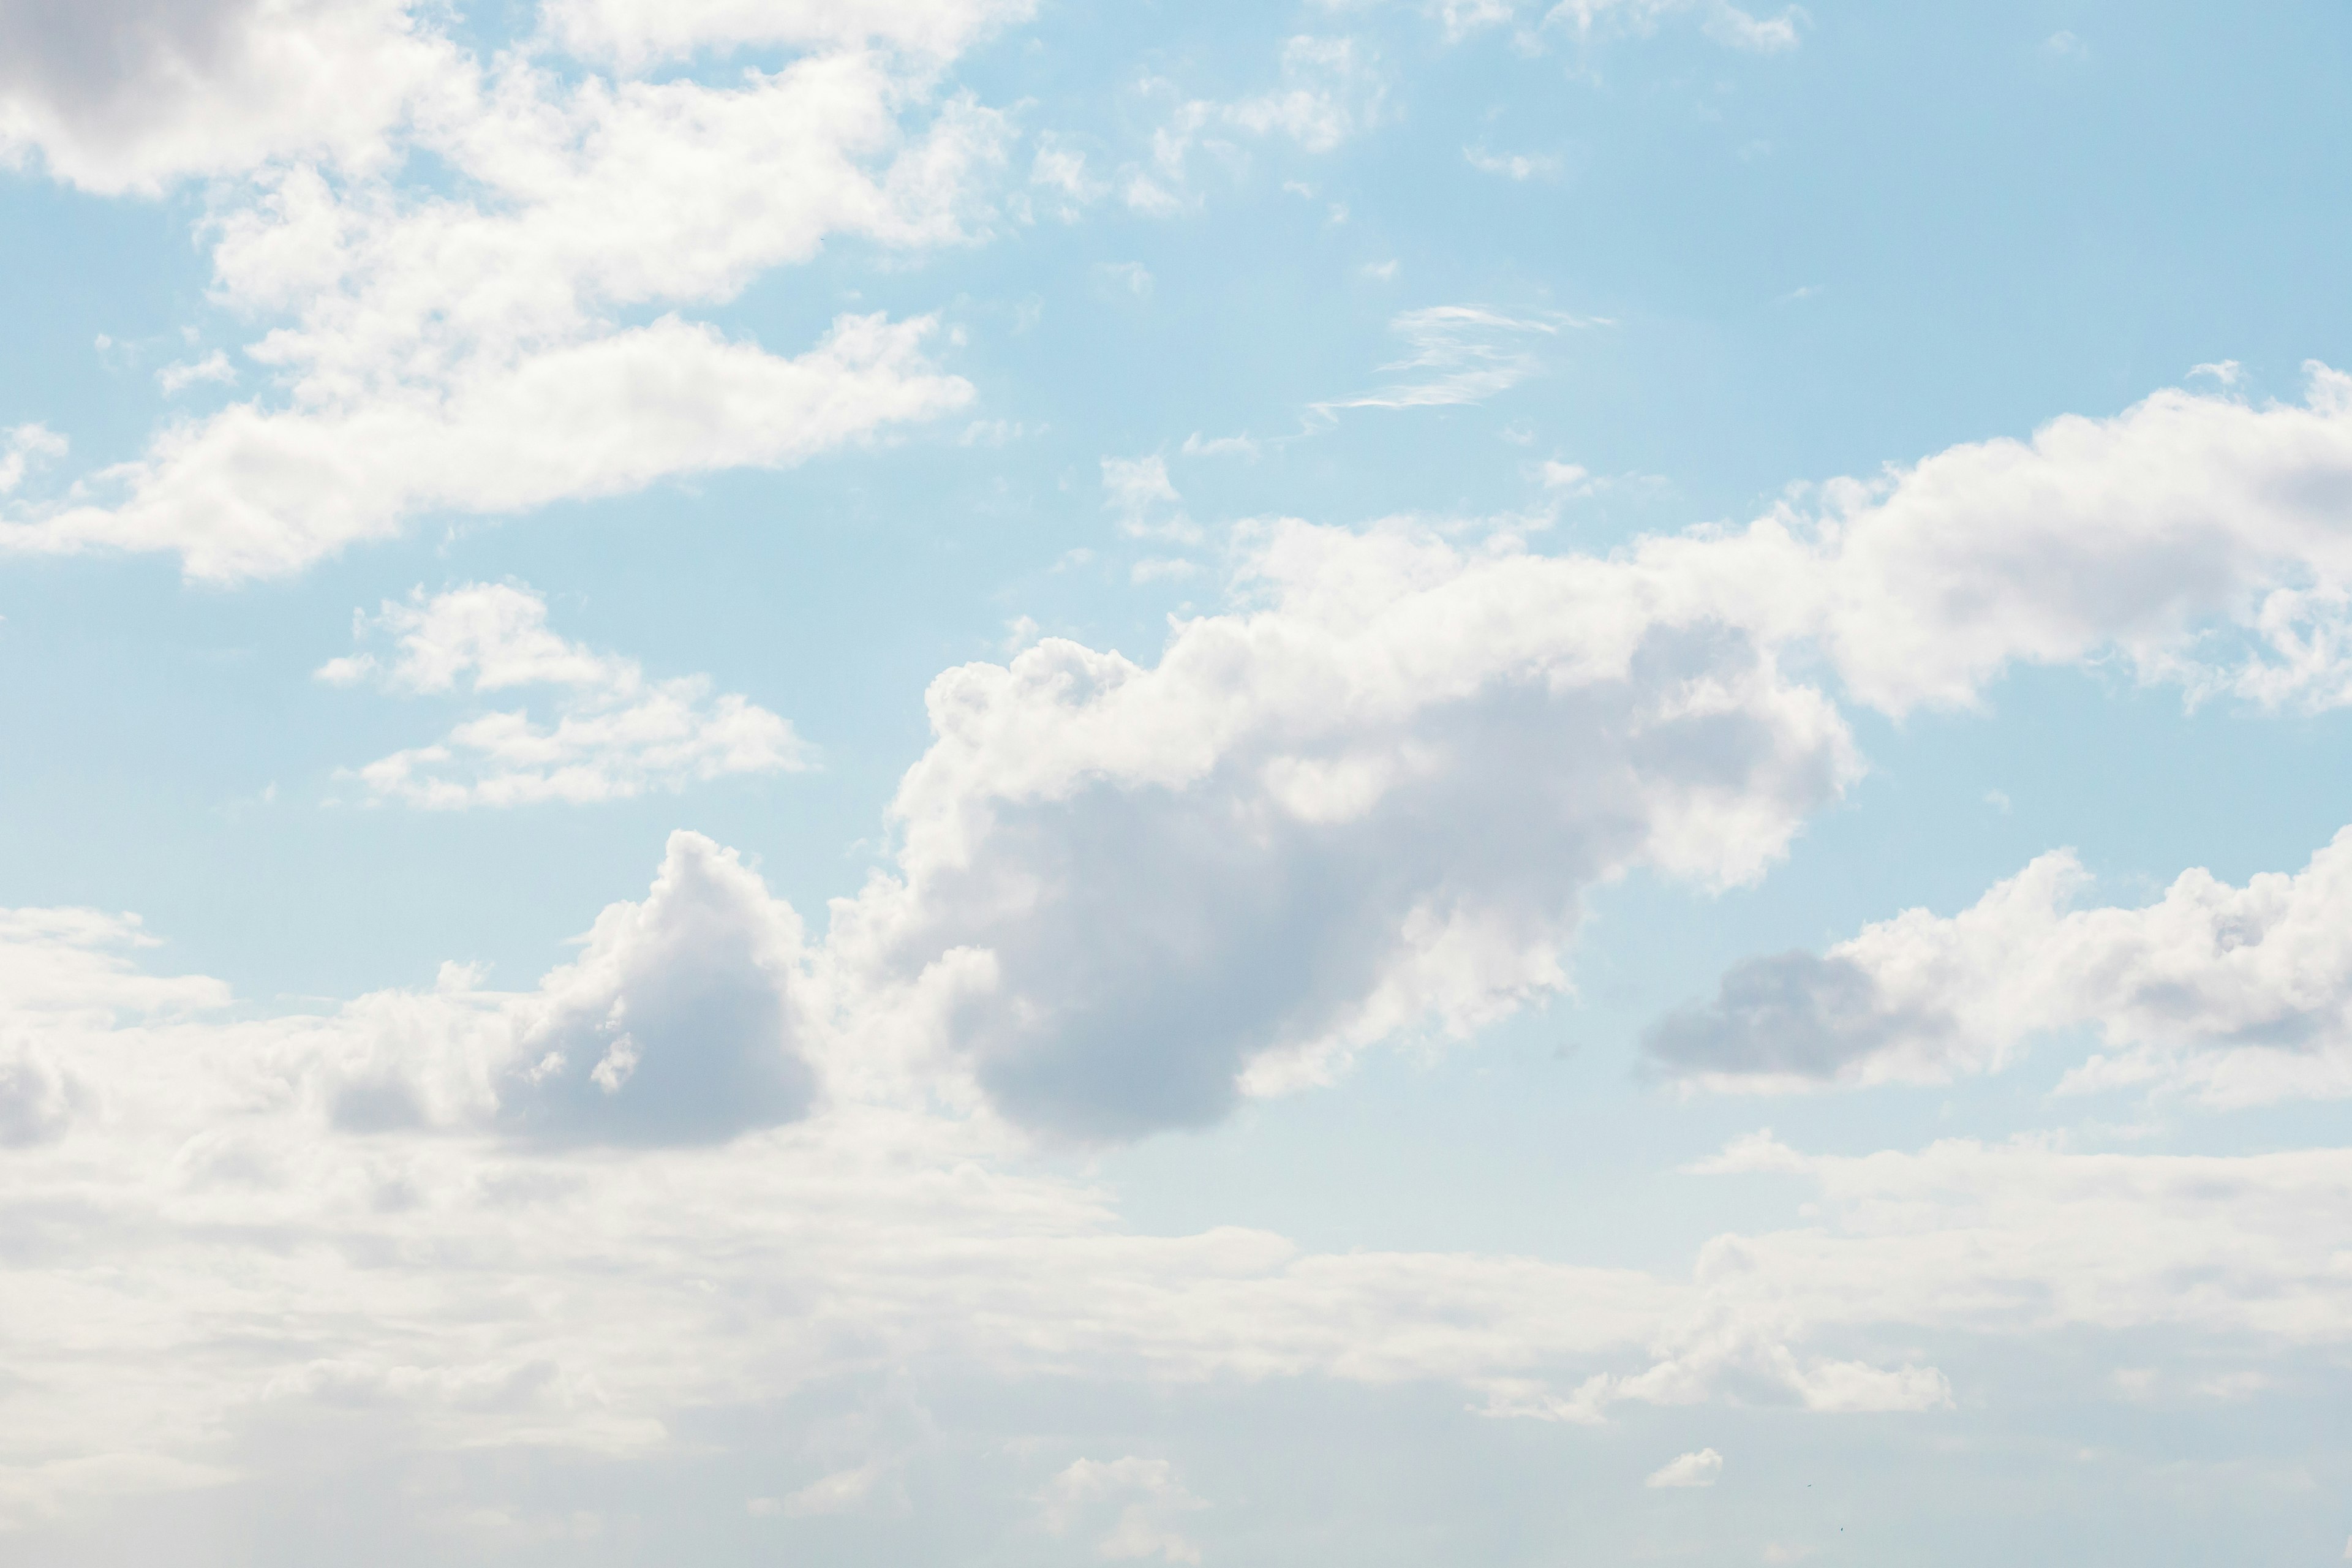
0, 12, 1005, 579
1689, 365, 2352, 715
1649, 826, 2352, 1105
1644, 1447, 1722, 1488
828, 516, 1856, 1140
320, 582, 805, 807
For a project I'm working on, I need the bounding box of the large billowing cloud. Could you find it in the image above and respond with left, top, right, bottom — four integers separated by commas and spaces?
1649, 826, 2352, 1106
828, 517, 1857, 1139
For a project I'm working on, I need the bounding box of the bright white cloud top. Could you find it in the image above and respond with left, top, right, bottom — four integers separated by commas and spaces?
2, 1, 2350, 1564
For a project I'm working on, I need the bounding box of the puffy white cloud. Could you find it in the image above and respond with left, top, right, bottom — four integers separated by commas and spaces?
1039, 1457, 1208, 1564
321, 582, 807, 808
827, 516, 1857, 1139
1674, 364, 2352, 716
0, 0, 459, 193
8, 314, 971, 582
1649, 826, 2352, 1106
1, 31, 1005, 579
1643, 1447, 1722, 1488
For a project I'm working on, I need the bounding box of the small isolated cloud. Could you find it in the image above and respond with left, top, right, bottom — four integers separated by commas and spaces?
1427, 0, 1520, 42
1360, 258, 1400, 281
1762, 1545, 1817, 1566
0, 422, 67, 494
1645, 1447, 1724, 1488
1131, 556, 1200, 583
1464, 145, 1562, 180
2043, 29, 2087, 58
1182, 431, 1257, 459
1540, 0, 1806, 55
1099, 261, 1155, 297
156, 350, 236, 394
1031, 135, 1105, 217
1038, 1457, 1208, 1564
1317, 304, 1594, 415
770, 1460, 892, 1518
321, 582, 807, 808
1101, 454, 1199, 541
1539, 459, 1593, 494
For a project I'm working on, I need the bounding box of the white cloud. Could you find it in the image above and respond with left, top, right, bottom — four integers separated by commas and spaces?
0, 423, 66, 495
0, 0, 459, 194
16, 829, 2352, 1523
1649, 825, 2352, 1106
826, 516, 1856, 1139
1317, 304, 1593, 415
1136, 33, 1390, 208
155, 350, 236, 394
772, 1458, 893, 1517
536, 0, 1035, 71
1038, 1457, 1208, 1564
1621, 364, 2352, 716
1464, 145, 1563, 179
1427, 0, 1521, 42
0, 34, 1006, 580
1099, 454, 1198, 541
1031, 134, 1106, 216
322, 582, 807, 809
1540, 0, 1805, 54
1099, 260, 1156, 297
1644, 1447, 1722, 1488
1181, 431, 1259, 459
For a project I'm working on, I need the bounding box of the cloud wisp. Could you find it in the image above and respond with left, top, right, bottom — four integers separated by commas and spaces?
321, 582, 807, 808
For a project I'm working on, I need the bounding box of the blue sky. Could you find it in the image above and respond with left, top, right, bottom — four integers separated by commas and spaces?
5, 1, 2352, 1562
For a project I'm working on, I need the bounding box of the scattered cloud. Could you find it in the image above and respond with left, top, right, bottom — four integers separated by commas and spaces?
1038, 1457, 1208, 1564
1464, 145, 1563, 179
1100, 454, 1199, 541
1181, 431, 1258, 459
321, 582, 807, 808
1645, 1448, 1723, 1488
1099, 260, 1156, 297
155, 350, 236, 394
1650, 825, 2352, 1106
0, 422, 66, 494
1317, 304, 1594, 415
0, 23, 1003, 580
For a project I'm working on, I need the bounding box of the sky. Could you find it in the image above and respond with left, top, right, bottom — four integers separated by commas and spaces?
4, 0, 2352, 1562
